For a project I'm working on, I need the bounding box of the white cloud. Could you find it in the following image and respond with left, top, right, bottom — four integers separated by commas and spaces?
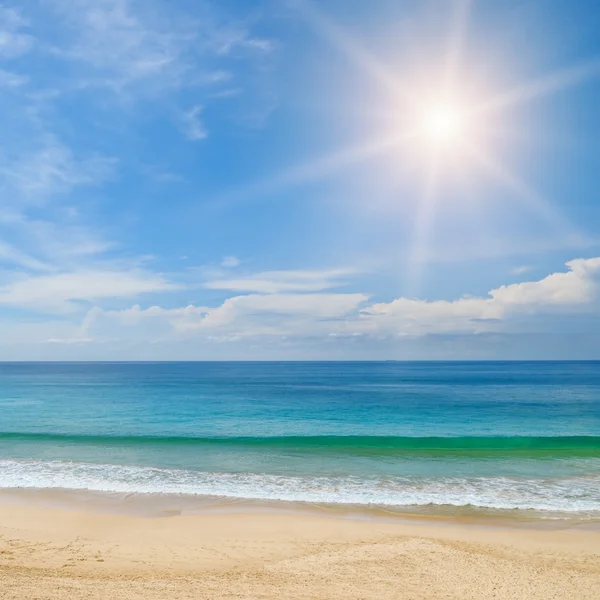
84, 257, 600, 343
0, 67, 28, 87
0, 211, 116, 270
46, 336, 93, 344
361, 297, 503, 336
205, 268, 355, 293
510, 265, 531, 275
0, 239, 51, 271
91, 291, 369, 338
491, 258, 600, 308
0, 0, 280, 354
202, 292, 368, 324
362, 257, 600, 336
220, 255, 240, 268
1, 139, 116, 202
1, 256, 598, 344
181, 105, 207, 140
50, 0, 273, 98
0, 269, 178, 312
52, 0, 186, 87
0, 6, 34, 59
0, 256, 599, 357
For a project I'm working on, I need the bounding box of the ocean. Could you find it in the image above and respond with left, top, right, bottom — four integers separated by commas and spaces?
1, 361, 599, 520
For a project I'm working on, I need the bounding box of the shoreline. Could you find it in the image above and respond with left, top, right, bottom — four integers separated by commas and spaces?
1, 487, 599, 530
1, 503, 599, 599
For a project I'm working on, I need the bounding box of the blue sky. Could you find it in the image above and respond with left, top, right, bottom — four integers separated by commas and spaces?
1, 0, 600, 360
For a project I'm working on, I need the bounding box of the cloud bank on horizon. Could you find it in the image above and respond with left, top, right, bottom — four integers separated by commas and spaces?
0, 0, 599, 360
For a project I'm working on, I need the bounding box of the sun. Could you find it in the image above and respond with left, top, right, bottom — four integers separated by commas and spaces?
421, 104, 465, 145
259, 0, 594, 299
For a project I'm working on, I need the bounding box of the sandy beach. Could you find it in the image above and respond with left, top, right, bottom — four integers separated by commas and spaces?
0, 504, 599, 599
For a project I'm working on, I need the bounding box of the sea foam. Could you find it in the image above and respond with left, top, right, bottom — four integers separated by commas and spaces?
1, 458, 598, 515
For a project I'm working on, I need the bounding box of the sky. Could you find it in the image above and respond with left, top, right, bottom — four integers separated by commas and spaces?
1, 0, 600, 360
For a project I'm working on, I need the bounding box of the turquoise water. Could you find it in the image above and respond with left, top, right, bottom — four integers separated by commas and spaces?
1, 361, 599, 518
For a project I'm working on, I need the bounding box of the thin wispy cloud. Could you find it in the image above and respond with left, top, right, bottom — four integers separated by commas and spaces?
220, 256, 241, 268
0, 67, 28, 87
0, 212, 115, 264
0, 5, 34, 58
0, 269, 178, 312
511, 265, 532, 275
181, 105, 208, 141
0, 239, 51, 271
50, 0, 191, 89
47, 0, 274, 101
205, 268, 356, 294
2, 139, 117, 202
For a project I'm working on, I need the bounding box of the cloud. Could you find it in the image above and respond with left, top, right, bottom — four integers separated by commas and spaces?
0, 239, 51, 271
0, 269, 178, 312
0, 256, 599, 358
86, 257, 600, 343
0, 211, 116, 269
200, 292, 368, 325
205, 268, 355, 293
0, 67, 28, 87
490, 258, 600, 308
49, 0, 274, 98
46, 336, 93, 344
181, 105, 207, 140
91, 291, 369, 339
0, 255, 597, 346
362, 257, 600, 336
0, 0, 279, 354
361, 296, 503, 336
51, 0, 189, 89
510, 265, 531, 275
0, 6, 34, 59
220, 255, 240, 268
207, 23, 273, 56
1, 139, 116, 202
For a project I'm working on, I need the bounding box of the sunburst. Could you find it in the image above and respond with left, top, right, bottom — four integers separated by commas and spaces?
422, 105, 464, 144
215, 0, 598, 292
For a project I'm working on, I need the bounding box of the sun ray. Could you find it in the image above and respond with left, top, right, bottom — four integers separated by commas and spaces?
464, 143, 579, 237
443, 0, 473, 93
210, 130, 418, 210
406, 151, 442, 296
290, 0, 419, 110
211, 1, 595, 281
476, 58, 600, 116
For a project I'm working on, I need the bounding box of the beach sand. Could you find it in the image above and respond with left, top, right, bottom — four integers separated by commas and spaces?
0, 504, 599, 599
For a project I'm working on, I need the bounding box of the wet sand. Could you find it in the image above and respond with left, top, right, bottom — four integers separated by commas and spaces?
1, 503, 599, 599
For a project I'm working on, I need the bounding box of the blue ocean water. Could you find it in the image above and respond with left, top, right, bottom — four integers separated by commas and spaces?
1, 361, 599, 518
